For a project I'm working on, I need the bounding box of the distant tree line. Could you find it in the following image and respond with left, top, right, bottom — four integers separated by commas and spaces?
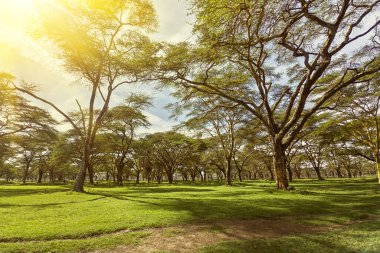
0, 76, 378, 185
1, 0, 379, 190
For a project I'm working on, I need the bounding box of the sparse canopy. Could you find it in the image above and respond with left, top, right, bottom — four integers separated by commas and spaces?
159, 0, 380, 189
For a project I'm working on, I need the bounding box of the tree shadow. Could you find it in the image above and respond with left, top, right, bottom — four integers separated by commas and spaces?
0, 187, 69, 198
0, 196, 107, 209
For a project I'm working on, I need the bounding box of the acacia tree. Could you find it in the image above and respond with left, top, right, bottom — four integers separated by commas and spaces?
146, 131, 193, 184
179, 97, 250, 185
1, 74, 56, 139
299, 114, 334, 180
14, 122, 57, 184
0, 136, 13, 180
14, 0, 158, 192
100, 94, 151, 185
160, 0, 380, 189
334, 76, 380, 182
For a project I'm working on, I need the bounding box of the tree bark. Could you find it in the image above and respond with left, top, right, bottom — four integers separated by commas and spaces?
264, 163, 274, 181
286, 165, 293, 182
225, 160, 232, 185
167, 171, 174, 184
22, 162, 30, 184
73, 146, 89, 192
336, 167, 343, 178
238, 169, 243, 182
37, 167, 43, 183
88, 163, 95, 185
273, 142, 289, 190
136, 171, 140, 184
314, 166, 324, 180
116, 165, 123, 186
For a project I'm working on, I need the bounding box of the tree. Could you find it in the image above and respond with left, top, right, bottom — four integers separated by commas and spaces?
334, 75, 380, 182
14, 0, 158, 192
100, 94, 151, 185
1, 73, 56, 138
299, 114, 335, 180
159, 0, 380, 189
0, 136, 14, 181
178, 96, 250, 185
146, 131, 193, 184
14, 120, 57, 184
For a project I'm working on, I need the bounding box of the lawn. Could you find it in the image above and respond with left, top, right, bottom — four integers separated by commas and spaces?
0, 178, 379, 252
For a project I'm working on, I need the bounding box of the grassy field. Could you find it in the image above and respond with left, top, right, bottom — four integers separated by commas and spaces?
0, 178, 379, 252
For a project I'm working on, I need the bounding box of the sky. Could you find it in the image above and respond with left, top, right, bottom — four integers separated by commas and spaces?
0, 0, 193, 134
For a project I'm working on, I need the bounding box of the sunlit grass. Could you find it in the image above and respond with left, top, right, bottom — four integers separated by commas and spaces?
0, 178, 379, 252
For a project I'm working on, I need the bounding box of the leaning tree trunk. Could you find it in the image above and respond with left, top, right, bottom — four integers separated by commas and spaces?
273, 142, 289, 190
73, 145, 89, 192
314, 166, 324, 180
265, 164, 274, 181
286, 164, 293, 182
238, 169, 243, 182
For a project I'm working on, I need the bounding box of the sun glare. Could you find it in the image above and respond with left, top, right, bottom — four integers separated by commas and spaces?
12, 0, 37, 10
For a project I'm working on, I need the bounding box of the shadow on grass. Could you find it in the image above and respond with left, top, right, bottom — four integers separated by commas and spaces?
0, 196, 107, 209
86, 186, 380, 224
199, 220, 380, 253
0, 187, 70, 198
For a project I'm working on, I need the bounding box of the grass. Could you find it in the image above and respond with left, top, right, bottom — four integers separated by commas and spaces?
199, 221, 380, 253
0, 177, 379, 252
0, 232, 148, 253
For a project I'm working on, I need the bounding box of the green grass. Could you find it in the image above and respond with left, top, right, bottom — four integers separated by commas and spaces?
0, 232, 148, 253
0, 178, 379, 252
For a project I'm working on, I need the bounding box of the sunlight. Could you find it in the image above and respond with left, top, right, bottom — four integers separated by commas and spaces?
8, 0, 37, 12
14, 0, 36, 7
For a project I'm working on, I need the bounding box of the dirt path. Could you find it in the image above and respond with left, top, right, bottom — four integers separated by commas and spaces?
93, 218, 336, 253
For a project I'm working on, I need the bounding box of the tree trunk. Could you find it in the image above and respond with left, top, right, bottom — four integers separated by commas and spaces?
266, 164, 274, 181
225, 161, 232, 185
167, 170, 174, 184
346, 168, 352, 178
116, 165, 123, 186
190, 173, 196, 182
73, 166, 86, 192
49, 168, 54, 182
88, 163, 95, 185
273, 142, 289, 190
238, 169, 243, 182
314, 166, 324, 180
286, 165, 293, 182
73, 147, 89, 192
37, 167, 43, 183
22, 163, 30, 184
336, 167, 343, 178
136, 171, 140, 184
376, 162, 380, 184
